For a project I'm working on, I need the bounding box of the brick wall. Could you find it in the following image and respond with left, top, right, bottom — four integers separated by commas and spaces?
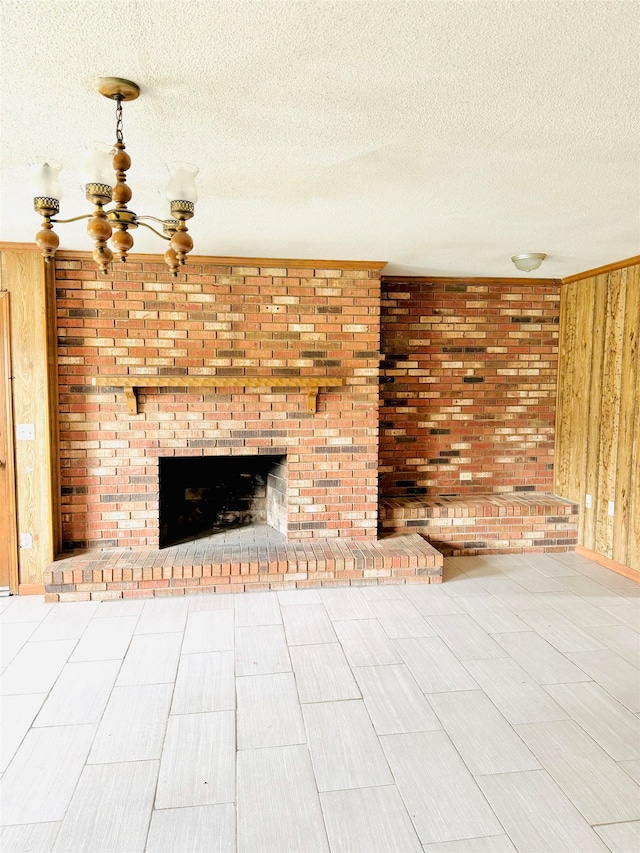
379, 278, 559, 497
56, 256, 381, 550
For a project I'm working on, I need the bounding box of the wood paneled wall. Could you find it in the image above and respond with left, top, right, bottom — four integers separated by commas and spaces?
0, 249, 60, 588
555, 262, 640, 570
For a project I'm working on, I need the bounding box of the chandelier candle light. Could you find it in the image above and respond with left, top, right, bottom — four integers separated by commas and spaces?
31, 77, 198, 277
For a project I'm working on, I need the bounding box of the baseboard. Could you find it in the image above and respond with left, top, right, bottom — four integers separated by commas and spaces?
18, 583, 45, 595
576, 545, 639, 583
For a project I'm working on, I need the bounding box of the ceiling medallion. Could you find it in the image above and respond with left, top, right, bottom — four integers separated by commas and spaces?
31, 77, 198, 278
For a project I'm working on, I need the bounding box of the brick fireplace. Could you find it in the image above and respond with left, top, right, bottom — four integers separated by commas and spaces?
56, 257, 384, 551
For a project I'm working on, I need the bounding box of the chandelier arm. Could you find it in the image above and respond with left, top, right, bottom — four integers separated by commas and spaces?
136, 215, 169, 225
137, 221, 171, 240
53, 214, 93, 224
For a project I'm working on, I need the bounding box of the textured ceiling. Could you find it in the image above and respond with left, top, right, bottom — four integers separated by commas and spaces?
1, 0, 638, 277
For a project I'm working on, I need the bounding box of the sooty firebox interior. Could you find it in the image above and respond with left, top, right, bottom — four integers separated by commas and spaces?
159, 455, 287, 547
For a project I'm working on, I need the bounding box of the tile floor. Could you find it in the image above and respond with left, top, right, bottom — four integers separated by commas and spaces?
1, 551, 639, 853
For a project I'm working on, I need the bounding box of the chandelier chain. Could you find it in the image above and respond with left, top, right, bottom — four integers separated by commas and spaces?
115, 96, 124, 145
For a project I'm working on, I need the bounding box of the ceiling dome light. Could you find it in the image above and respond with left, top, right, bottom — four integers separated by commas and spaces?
511, 253, 547, 272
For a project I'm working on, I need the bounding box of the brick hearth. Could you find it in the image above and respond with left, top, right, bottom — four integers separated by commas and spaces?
43, 528, 443, 602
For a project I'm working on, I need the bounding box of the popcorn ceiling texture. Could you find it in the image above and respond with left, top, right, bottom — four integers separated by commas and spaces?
379, 279, 559, 497
1, 1, 638, 277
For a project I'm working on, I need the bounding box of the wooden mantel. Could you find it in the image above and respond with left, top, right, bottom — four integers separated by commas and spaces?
90, 375, 347, 414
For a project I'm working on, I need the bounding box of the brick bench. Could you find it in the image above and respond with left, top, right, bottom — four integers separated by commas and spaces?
379, 492, 578, 556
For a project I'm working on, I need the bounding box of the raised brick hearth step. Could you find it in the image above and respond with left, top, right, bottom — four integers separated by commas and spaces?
43, 530, 443, 602
379, 492, 578, 556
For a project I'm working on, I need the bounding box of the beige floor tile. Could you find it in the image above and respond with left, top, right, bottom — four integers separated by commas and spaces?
0, 692, 47, 772
359, 584, 406, 601
320, 785, 422, 853
278, 589, 322, 605
52, 760, 158, 853
477, 770, 609, 852
401, 585, 466, 616
619, 759, 640, 784
155, 711, 235, 808
0, 724, 96, 824
0, 622, 39, 668
517, 607, 607, 653
428, 690, 540, 775
422, 835, 516, 852
333, 619, 402, 667
544, 681, 640, 760
182, 609, 234, 653
475, 577, 547, 611
0, 822, 61, 853
116, 632, 182, 686
601, 602, 640, 630
290, 642, 360, 703
594, 820, 640, 853
135, 598, 189, 635
93, 599, 145, 619
281, 603, 337, 645
455, 594, 529, 633
171, 650, 235, 714
557, 575, 629, 609
515, 719, 640, 825
566, 648, 640, 712
237, 744, 329, 852
354, 663, 441, 734
30, 601, 99, 642
88, 683, 172, 763
235, 624, 291, 675
518, 553, 579, 577
0, 639, 76, 695
237, 672, 305, 749
380, 730, 503, 845
425, 614, 507, 660
395, 637, 478, 693
586, 623, 640, 665
235, 591, 281, 626
146, 803, 235, 853
320, 587, 375, 620
303, 699, 393, 791
0, 597, 52, 624
463, 657, 569, 724
505, 564, 563, 592
369, 598, 436, 639
187, 593, 235, 611
535, 589, 622, 628
33, 660, 120, 726
69, 615, 138, 661
493, 631, 590, 684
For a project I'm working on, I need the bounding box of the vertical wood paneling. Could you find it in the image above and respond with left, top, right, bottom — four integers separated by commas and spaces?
580, 276, 607, 550
556, 262, 639, 571
614, 265, 639, 565
625, 266, 640, 570
554, 281, 595, 503
595, 270, 627, 558
0, 250, 58, 587
0, 293, 19, 592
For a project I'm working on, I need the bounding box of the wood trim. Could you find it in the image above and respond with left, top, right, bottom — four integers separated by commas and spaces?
43, 260, 61, 558
60, 252, 387, 270
18, 583, 45, 595
561, 256, 640, 285
91, 375, 347, 414
0, 243, 388, 270
0, 292, 19, 594
576, 544, 639, 582
382, 275, 559, 285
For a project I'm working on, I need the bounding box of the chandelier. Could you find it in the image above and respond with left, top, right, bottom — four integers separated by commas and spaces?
31, 77, 198, 278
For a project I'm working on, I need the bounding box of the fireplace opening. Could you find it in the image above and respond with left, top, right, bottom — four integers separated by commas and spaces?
159, 454, 287, 547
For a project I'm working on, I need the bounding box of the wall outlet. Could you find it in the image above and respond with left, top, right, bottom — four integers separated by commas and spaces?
608, 500, 615, 517
460, 472, 472, 481
585, 494, 592, 508
16, 423, 35, 440
19, 533, 33, 549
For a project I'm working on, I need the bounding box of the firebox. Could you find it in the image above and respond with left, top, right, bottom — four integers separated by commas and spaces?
159, 454, 287, 547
